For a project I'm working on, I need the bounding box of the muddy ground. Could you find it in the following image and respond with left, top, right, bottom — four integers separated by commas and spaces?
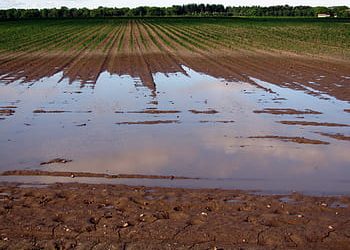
0, 182, 350, 249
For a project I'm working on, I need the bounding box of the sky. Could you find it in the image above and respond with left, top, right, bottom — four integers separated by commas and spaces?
0, 0, 348, 9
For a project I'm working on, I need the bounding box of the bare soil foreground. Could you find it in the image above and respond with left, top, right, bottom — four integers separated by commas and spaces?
1, 182, 350, 249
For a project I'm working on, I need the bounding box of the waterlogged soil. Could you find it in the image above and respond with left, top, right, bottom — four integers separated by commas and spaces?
253, 108, 322, 115
0, 182, 350, 249
249, 136, 330, 145
0, 64, 350, 194
1, 170, 193, 180
0, 20, 350, 249
315, 133, 350, 142
115, 120, 180, 125
277, 121, 349, 127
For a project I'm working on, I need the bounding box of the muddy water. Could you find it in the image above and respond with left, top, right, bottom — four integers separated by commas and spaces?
0, 66, 350, 195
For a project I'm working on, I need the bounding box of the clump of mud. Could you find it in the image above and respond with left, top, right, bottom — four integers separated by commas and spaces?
0, 106, 16, 116
127, 110, 181, 114
315, 132, 350, 141
278, 121, 349, 127
33, 109, 71, 114
116, 120, 180, 125
189, 109, 219, 114
40, 158, 73, 165
249, 136, 329, 145
1, 170, 194, 180
253, 108, 322, 115
199, 120, 235, 123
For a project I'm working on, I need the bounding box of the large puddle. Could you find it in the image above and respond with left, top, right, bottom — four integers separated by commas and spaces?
0, 66, 350, 195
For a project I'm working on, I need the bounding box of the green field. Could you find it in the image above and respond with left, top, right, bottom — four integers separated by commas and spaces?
0, 17, 349, 59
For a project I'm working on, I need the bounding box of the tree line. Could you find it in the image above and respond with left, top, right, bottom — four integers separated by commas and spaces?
0, 4, 349, 20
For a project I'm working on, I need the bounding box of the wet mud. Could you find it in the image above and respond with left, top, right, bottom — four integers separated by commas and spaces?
0, 182, 349, 249
127, 110, 181, 114
0, 109, 15, 116
1, 170, 195, 180
188, 109, 219, 114
315, 133, 350, 142
40, 159, 73, 166
115, 120, 180, 125
249, 136, 330, 145
278, 121, 349, 127
253, 108, 322, 115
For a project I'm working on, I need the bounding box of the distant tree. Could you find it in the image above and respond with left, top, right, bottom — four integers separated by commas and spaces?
0, 4, 349, 20
313, 6, 331, 15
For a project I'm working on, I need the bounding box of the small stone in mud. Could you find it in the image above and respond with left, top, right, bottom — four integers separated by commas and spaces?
89, 217, 98, 224
40, 158, 72, 165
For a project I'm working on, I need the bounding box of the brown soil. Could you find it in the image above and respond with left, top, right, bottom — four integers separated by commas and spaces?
33, 110, 92, 114
278, 121, 349, 127
188, 109, 219, 114
127, 110, 181, 114
1, 170, 194, 180
199, 120, 235, 123
115, 120, 180, 125
1, 21, 349, 101
40, 159, 73, 166
33, 110, 71, 114
0, 182, 349, 249
0, 106, 17, 109
249, 136, 330, 145
316, 132, 350, 141
253, 108, 322, 115
0, 109, 15, 116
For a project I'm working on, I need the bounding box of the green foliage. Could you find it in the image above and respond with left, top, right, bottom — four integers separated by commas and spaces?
0, 5, 349, 20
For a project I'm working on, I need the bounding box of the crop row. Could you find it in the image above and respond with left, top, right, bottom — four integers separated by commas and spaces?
0, 18, 349, 60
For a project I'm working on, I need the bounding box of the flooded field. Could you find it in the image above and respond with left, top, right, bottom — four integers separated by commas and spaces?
0, 19, 350, 195
1, 17, 350, 249
1, 64, 349, 194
